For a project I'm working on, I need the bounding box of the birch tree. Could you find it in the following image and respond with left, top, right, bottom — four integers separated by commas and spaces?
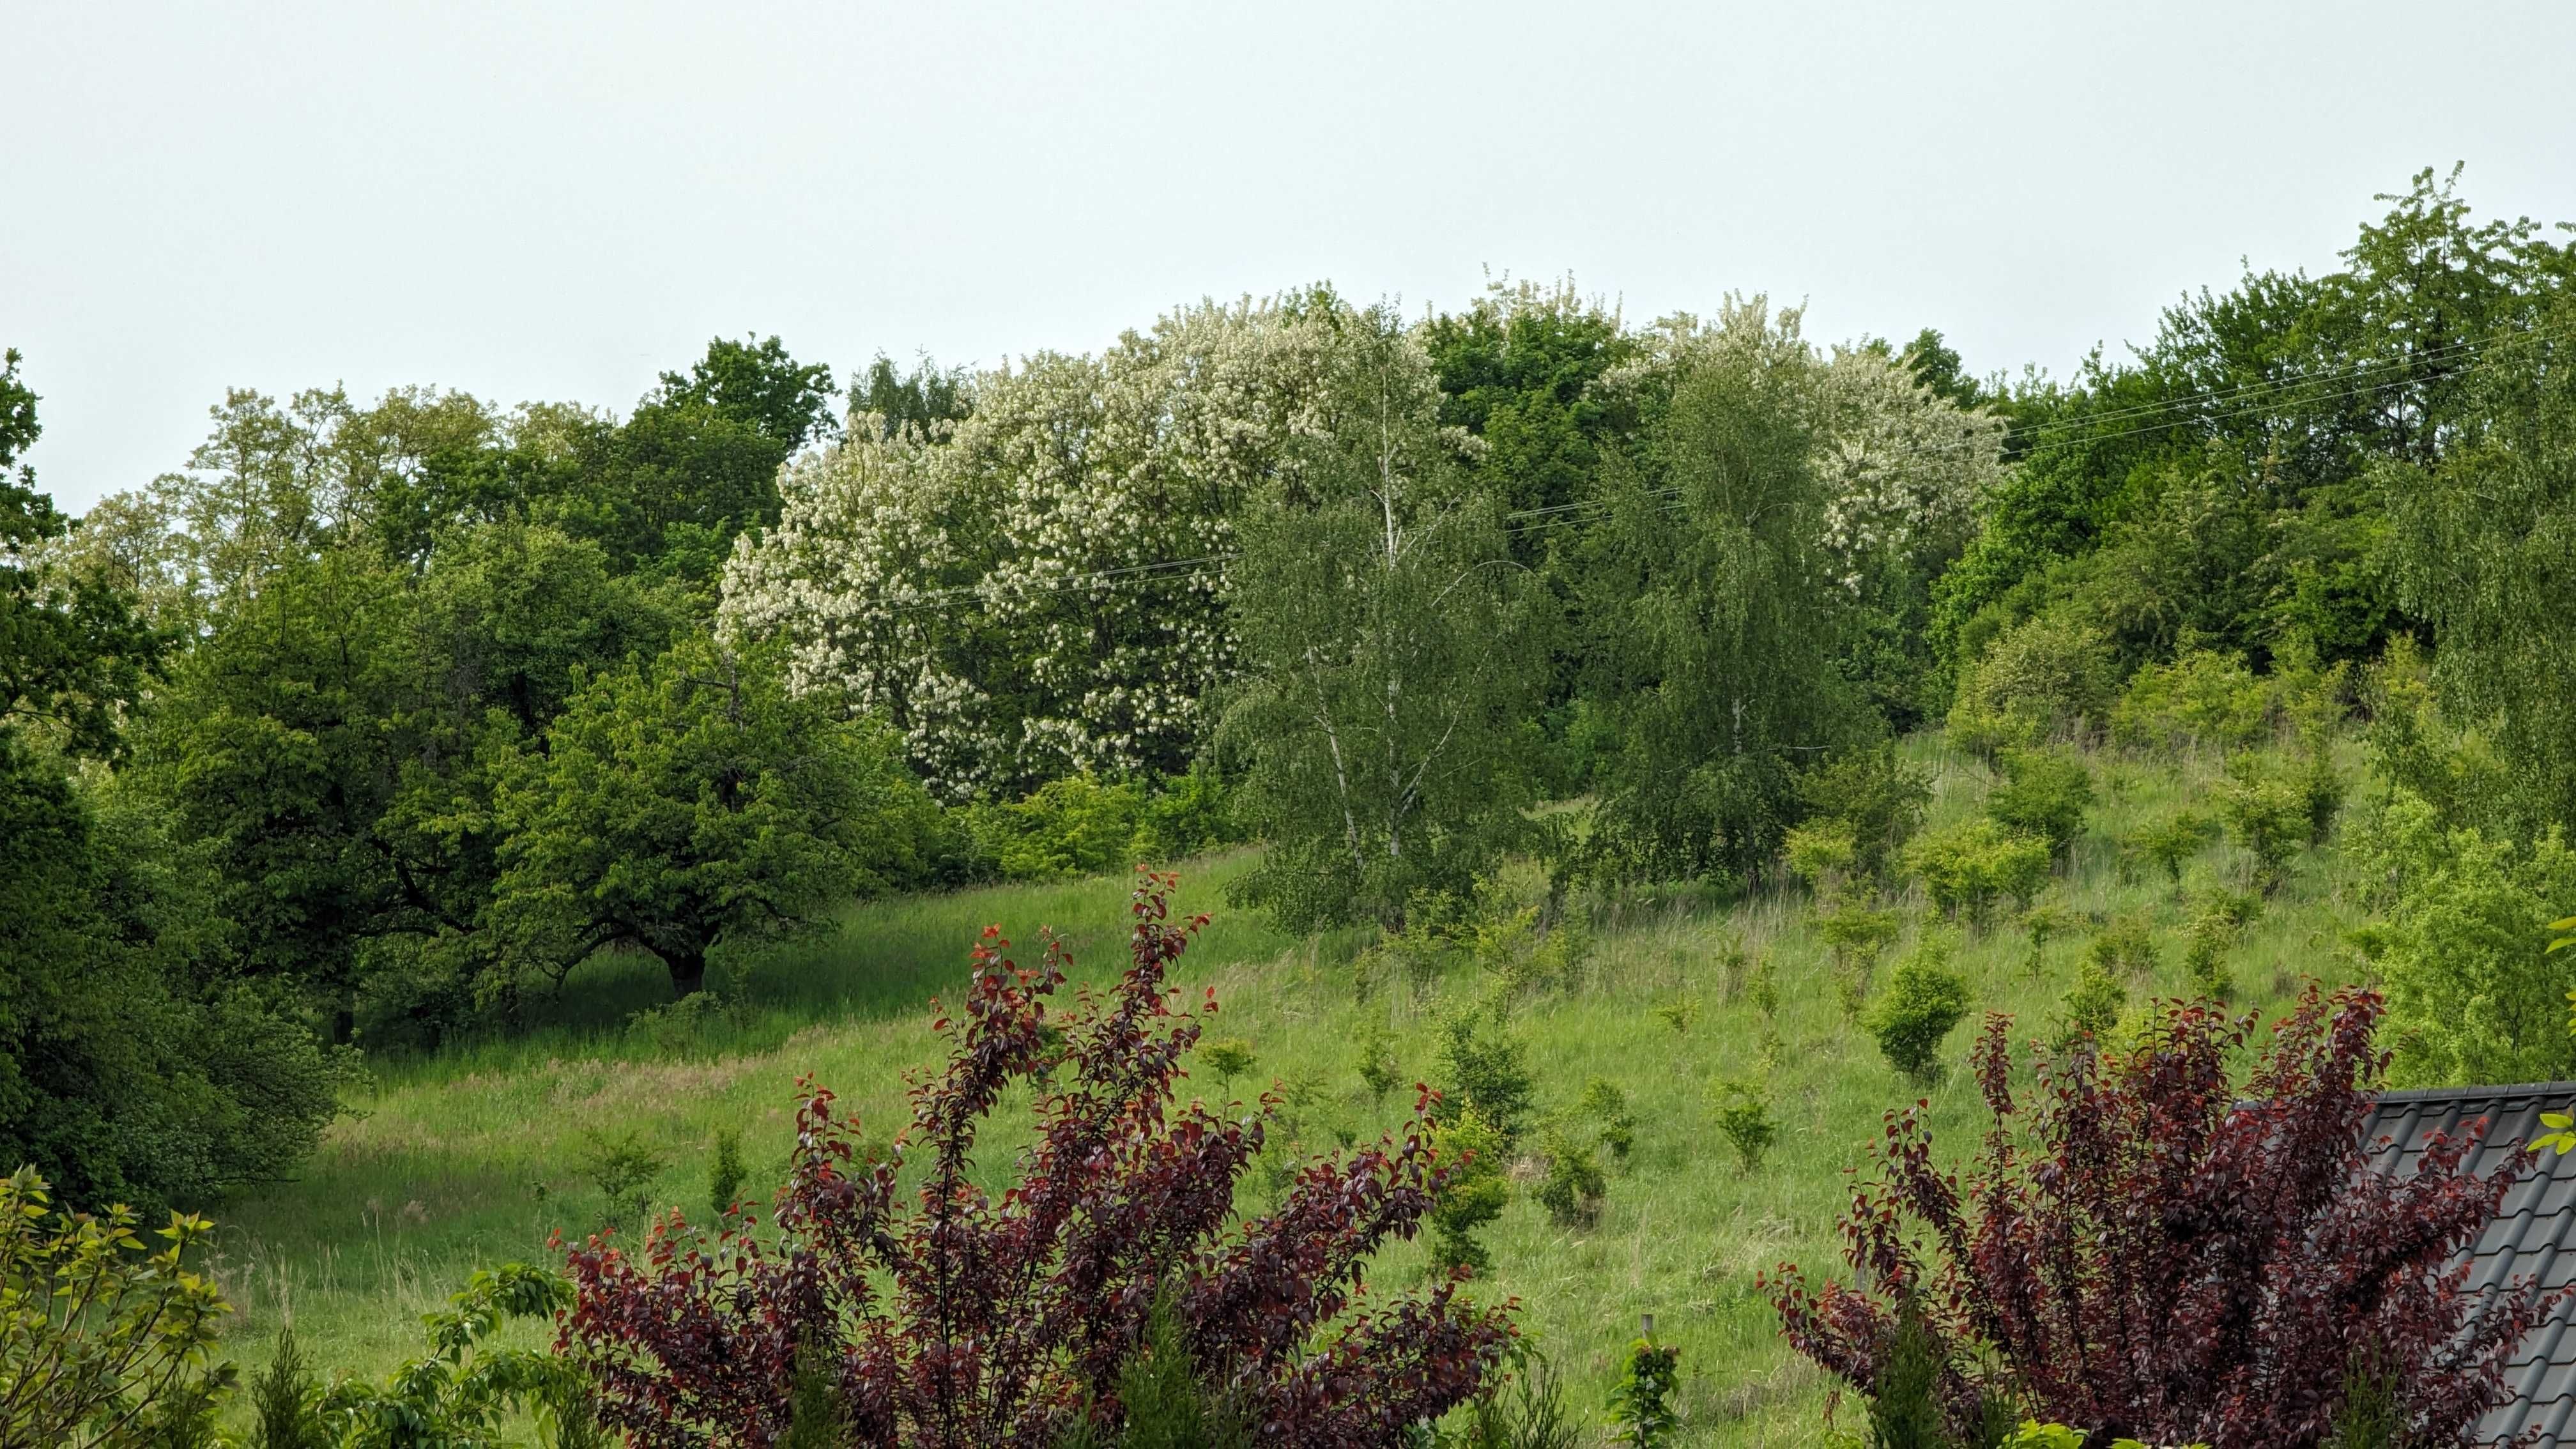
1222, 305, 1547, 933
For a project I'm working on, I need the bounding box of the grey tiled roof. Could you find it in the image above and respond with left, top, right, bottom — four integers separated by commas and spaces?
2365, 1083, 2576, 1446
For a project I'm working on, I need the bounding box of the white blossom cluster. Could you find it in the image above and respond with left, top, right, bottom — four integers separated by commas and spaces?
718, 295, 1355, 800
1604, 298, 2009, 589
1813, 345, 2011, 590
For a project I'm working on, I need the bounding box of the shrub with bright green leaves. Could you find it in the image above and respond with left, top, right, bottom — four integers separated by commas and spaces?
1197, 1037, 1258, 1098
707, 1128, 748, 1222
1433, 1008, 1536, 1144
1988, 746, 2096, 861
967, 774, 1152, 881
1816, 900, 1903, 1017
1354, 1020, 1405, 1107
2360, 792, 2576, 1087
1709, 1078, 1777, 1171
2128, 808, 2220, 895
0, 1167, 234, 1448
1578, 1077, 1636, 1161
315, 1263, 602, 1448
1783, 818, 1859, 897
1060, 1294, 1253, 1449
1798, 744, 1935, 882
966, 769, 1246, 883
1428, 1110, 1511, 1275
1532, 1124, 1606, 1228
1606, 1337, 1682, 1448
2182, 910, 2238, 1002
578, 1128, 669, 1228
1945, 613, 2115, 760
2058, 962, 2128, 1049
2087, 912, 2158, 978
1865, 937, 1972, 1085
2108, 648, 2271, 754
2017, 901, 2080, 976
2218, 755, 2312, 891
1905, 819, 2053, 929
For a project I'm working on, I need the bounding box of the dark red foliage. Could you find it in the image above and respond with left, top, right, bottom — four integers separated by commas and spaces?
558, 872, 1515, 1448
1767, 986, 2563, 1449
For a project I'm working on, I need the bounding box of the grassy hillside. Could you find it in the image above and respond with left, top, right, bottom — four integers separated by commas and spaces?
205, 734, 2371, 1445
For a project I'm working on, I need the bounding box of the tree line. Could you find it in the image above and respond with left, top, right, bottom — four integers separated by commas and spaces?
3, 165, 2572, 1212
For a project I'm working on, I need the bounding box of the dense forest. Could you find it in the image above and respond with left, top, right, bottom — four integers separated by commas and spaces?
7, 167, 2576, 1445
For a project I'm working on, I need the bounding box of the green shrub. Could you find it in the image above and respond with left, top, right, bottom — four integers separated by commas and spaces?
2087, 912, 2158, 977
1784, 819, 1859, 897
250, 1328, 325, 1449
1988, 746, 2096, 861
1798, 744, 1935, 882
707, 1128, 748, 1220
578, 1129, 670, 1227
2360, 792, 2576, 1086
1818, 900, 1903, 1014
0, 1169, 234, 1448
969, 774, 1150, 881
1197, 1037, 1258, 1098
2128, 808, 2220, 895
1091, 1294, 1253, 1449
1650, 996, 1700, 1034
1432, 1009, 1535, 1144
2297, 745, 2346, 845
2017, 901, 2079, 977
1865, 937, 1972, 1085
1606, 1337, 1682, 1448
2218, 755, 2311, 891
1865, 1297, 1951, 1449
1578, 1077, 1637, 1161
1905, 819, 2052, 929
1947, 613, 2114, 760
2182, 909, 2238, 1001
1354, 1021, 1405, 1107
1134, 767, 1245, 862
2058, 962, 2127, 1048
1532, 1124, 1606, 1228
1427, 1110, 1510, 1275
2109, 648, 2271, 753
1709, 1079, 1777, 1171
317, 1262, 594, 1446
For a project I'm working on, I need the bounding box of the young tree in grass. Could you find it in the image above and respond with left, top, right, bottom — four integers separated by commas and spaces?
1223, 303, 1549, 934
493, 634, 941, 997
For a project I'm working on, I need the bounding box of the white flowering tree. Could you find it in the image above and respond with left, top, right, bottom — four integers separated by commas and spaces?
1814, 344, 2009, 592
719, 294, 1352, 799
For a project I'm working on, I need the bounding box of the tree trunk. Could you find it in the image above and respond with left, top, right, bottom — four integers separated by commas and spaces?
663, 947, 709, 999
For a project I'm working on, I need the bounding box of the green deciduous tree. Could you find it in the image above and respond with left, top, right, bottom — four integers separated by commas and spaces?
2361, 791, 2576, 1087
492, 634, 940, 997
1223, 303, 1549, 933
1579, 301, 1869, 883
2387, 288, 2576, 830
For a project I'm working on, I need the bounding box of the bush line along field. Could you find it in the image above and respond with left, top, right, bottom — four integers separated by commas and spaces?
210, 730, 2363, 1445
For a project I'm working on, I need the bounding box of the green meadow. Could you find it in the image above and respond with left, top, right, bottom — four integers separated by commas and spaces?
204, 734, 2366, 1446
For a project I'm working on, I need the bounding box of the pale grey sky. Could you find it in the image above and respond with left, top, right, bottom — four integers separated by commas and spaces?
6, 1, 2573, 513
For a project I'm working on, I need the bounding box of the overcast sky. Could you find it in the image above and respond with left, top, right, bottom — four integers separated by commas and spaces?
7, 1, 2574, 513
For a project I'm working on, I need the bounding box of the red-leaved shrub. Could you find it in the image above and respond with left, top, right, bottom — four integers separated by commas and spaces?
1768, 986, 2561, 1449
558, 873, 1515, 1447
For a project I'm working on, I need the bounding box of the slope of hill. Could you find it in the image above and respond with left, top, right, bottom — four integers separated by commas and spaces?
205, 734, 2368, 1445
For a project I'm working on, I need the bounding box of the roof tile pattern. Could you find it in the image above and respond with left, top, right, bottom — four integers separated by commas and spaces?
2365, 1084, 2576, 1446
